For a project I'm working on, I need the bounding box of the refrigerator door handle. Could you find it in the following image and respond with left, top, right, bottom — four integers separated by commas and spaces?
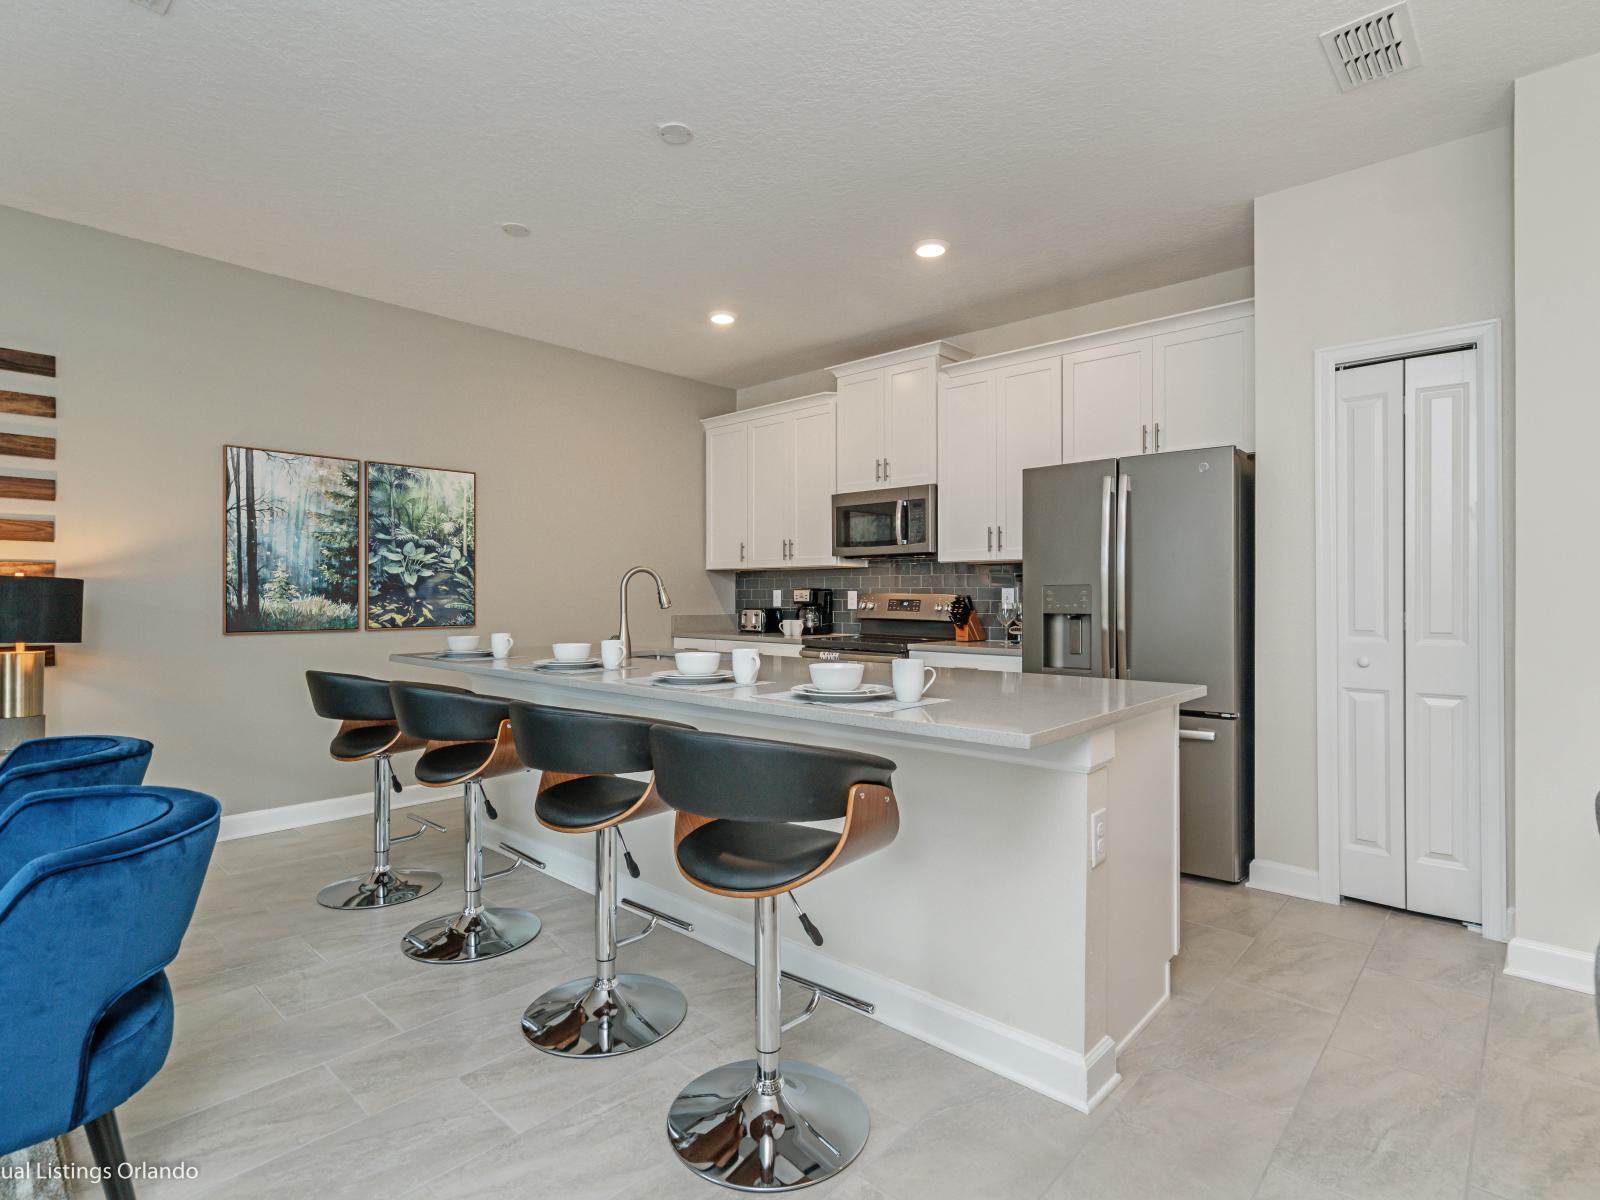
1116, 473, 1131, 677
1099, 474, 1114, 677
1179, 729, 1217, 742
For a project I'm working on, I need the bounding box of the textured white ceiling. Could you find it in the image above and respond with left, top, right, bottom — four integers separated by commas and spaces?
3, 2, 1596, 386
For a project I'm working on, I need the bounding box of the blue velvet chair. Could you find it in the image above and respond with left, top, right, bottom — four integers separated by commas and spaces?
0, 736, 154, 808
0, 785, 220, 1198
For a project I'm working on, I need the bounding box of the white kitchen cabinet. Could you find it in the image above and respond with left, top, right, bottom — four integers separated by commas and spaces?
791, 404, 838, 561
936, 371, 998, 561
883, 359, 940, 485
936, 356, 1061, 562
1063, 338, 1151, 462
1152, 316, 1254, 452
996, 357, 1063, 559
702, 395, 842, 571
747, 412, 796, 567
834, 371, 885, 492
704, 421, 751, 569
830, 341, 971, 492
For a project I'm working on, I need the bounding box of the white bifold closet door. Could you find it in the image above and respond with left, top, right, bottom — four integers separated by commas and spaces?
1334, 350, 1481, 923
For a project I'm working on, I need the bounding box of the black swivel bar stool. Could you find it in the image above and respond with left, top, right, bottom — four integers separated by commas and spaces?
389, 682, 542, 964
507, 702, 698, 1057
650, 726, 900, 1192
305, 671, 444, 910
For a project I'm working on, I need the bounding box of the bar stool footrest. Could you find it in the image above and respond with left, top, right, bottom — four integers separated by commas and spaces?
615, 896, 695, 948
779, 970, 874, 1035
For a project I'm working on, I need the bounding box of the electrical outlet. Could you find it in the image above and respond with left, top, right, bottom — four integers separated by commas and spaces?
772, 589, 782, 607
1089, 808, 1108, 868
847, 589, 858, 610
1001, 586, 1016, 606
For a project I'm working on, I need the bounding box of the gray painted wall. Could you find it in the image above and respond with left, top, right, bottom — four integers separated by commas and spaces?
0, 205, 733, 815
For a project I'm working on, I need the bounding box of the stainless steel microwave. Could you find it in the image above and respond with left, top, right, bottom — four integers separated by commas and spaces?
831, 485, 937, 558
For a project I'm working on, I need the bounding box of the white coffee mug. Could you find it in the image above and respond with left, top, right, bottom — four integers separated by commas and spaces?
731, 647, 761, 684
491, 633, 515, 659
892, 658, 937, 703
601, 638, 626, 669
780, 619, 803, 638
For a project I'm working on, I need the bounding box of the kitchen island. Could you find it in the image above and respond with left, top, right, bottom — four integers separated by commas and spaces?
391, 650, 1203, 1111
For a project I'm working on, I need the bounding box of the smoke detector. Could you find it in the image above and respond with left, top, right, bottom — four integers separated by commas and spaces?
1321, 4, 1420, 92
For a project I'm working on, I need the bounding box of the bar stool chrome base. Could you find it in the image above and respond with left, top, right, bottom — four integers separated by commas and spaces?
667, 1059, 870, 1192
401, 906, 541, 964
521, 972, 687, 1057
317, 868, 442, 910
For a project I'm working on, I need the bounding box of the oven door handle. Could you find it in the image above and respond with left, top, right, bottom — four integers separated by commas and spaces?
894, 498, 907, 546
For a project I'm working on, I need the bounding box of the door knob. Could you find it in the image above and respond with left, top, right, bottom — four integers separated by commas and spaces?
1356, 656, 1371, 668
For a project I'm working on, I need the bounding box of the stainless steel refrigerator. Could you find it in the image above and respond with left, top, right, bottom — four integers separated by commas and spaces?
1022, 447, 1254, 882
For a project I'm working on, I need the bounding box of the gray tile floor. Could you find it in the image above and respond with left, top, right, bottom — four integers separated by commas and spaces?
61, 798, 1600, 1199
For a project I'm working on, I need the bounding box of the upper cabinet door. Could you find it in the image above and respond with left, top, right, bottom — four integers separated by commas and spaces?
747, 413, 795, 567
705, 422, 751, 569
997, 357, 1063, 560
834, 372, 884, 492
883, 361, 938, 485
1151, 317, 1254, 452
789, 404, 838, 565
937, 371, 999, 562
1064, 338, 1152, 462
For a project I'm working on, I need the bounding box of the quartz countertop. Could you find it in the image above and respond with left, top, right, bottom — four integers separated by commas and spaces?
391, 650, 1203, 752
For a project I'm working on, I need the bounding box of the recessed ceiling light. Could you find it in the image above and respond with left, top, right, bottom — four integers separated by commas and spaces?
709, 311, 736, 326
914, 240, 949, 258
658, 123, 694, 146
501, 222, 531, 237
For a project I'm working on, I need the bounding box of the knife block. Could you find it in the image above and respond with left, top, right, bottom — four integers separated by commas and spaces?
954, 613, 986, 642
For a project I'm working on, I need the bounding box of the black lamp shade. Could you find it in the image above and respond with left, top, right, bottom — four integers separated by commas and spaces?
0, 576, 83, 644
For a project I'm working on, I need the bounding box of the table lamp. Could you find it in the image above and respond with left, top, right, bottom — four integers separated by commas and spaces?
0, 575, 83, 751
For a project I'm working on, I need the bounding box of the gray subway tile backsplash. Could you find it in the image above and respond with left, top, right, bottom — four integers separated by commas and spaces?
734, 557, 1020, 637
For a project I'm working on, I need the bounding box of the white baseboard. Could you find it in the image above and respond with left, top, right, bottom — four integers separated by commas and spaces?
499, 828, 1121, 1113
218, 788, 450, 842
1246, 858, 1325, 902
1504, 937, 1598, 995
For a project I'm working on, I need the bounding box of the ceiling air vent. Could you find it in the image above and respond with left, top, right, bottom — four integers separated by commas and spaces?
1320, 4, 1421, 92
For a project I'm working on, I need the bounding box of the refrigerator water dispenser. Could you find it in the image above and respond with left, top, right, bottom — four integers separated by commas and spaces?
1040, 584, 1093, 672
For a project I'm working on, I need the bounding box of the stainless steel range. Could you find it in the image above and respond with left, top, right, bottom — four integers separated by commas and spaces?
801, 592, 959, 662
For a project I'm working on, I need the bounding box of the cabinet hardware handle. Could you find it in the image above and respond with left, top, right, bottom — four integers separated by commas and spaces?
1155, 422, 1161, 451
739, 541, 745, 562
987, 526, 993, 553
997, 526, 1003, 552
883, 458, 889, 479
1142, 423, 1149, 453
875, 458, 882, 482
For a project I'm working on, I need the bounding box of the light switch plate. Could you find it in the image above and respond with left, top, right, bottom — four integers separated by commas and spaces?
772, 589, 782, 607
1001, 586, 1016, 606
847, 590, 858, 610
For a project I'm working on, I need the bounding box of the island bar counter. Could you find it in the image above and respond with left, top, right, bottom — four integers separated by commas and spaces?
391, 651, 1204, 1111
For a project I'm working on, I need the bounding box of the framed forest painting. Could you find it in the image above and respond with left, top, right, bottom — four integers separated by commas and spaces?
364, 461, 476, 629
224, 446, 361, 634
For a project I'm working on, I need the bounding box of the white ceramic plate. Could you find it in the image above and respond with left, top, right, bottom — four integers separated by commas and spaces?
531, 658, 602, 669
433, 650, 493, 659
652, 670, 734, 685
789, 683, 895, 703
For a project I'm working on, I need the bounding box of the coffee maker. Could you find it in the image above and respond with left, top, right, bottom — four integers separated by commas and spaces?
792, 587, 834, 635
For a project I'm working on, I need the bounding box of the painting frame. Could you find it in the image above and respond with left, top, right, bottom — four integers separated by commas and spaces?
223, 444, 363, 636
363, 460, 477, 631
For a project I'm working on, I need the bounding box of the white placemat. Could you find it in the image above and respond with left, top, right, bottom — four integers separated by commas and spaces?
620, 676, 746, 693
755, 692, 951, 714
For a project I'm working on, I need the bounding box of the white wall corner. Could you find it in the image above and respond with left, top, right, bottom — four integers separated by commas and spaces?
1504, 937, 1598, 996
1246, 858, 1325, 902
